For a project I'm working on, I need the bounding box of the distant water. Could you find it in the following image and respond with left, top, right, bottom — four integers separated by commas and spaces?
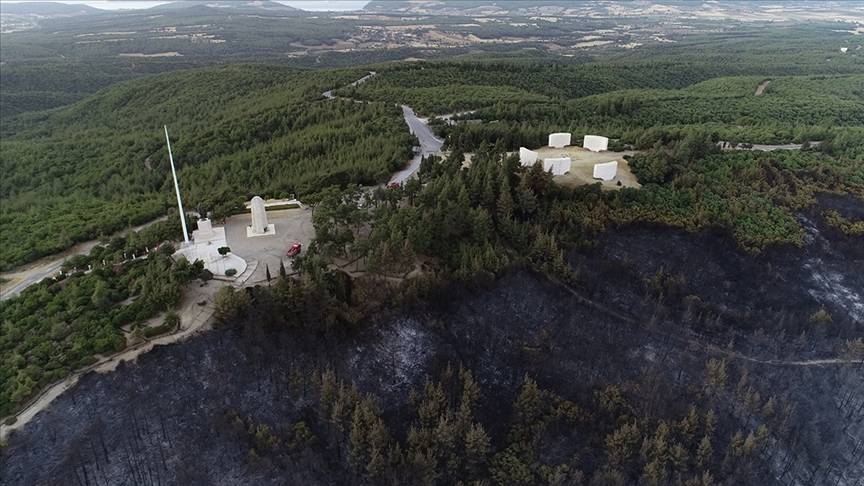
0, 1, 171, 10
0, 0, 370, 11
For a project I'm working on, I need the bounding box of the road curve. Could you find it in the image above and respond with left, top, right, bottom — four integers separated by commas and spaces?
0, 216, 168, 301
390, 105, 444, 185
321, 71, 444, 185
2, 73, 447, 437
2, 71, 434, 300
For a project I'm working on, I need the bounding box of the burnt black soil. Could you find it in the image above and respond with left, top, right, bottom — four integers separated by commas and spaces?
2, 196, 862, 486
572, 197, 864, 352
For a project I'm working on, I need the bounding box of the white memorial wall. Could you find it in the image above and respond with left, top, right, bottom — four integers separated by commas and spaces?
543, 157, 571, 176
519, 147, 539, 166
593, 161, 618, 181
548, 132, 572, 148
583, 135, 609, 152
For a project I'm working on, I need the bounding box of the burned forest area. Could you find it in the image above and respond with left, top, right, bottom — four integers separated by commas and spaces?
2, 194, 862, 486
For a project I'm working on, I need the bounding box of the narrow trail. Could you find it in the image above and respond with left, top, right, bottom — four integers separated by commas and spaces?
0, 261, 258, 442
550, 277, 859, 368
331, 73, 857, 371
2, 71, 429, 441
5, 72, 857, 446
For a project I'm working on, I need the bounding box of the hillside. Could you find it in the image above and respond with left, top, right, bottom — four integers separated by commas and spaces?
2, 151, 862, 485
3, 3, 860, 117
0, 65, 414, 270
1, 7, 863, 485
0, 2, 99, 15
362, 0, 864, 20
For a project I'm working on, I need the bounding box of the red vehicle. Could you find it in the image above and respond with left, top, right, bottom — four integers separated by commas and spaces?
386, 182, 401, 189
286, 243, 302, 257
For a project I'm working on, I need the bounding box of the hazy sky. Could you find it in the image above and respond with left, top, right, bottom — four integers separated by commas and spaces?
0, 0, 371, 11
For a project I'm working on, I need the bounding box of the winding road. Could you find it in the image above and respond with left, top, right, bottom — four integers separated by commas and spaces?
4, 71, 855, 445
755, 79, 771, 96
0, 73, 448, 437
322, 71, 444, 185
390, 104, 444, 185
1, 71, 416, 301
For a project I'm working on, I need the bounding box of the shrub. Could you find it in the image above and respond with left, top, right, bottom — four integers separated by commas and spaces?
218, 246, 231, 256
143, 323, 172, 338
809, 308, 832, 324
163, 310, 181, 329
225, 268, 238, 277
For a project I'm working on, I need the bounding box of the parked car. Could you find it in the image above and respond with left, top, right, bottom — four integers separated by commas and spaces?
286, 243, 302, 257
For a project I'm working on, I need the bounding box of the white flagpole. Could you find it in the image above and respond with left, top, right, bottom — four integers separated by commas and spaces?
164, 125, 189, 244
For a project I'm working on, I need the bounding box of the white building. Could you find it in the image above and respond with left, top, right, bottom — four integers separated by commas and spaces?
548, 132, 572, 148
543, 157, 572, 175
593, 161, 618, 181
583, 135, 609, 152
175, 217, 247, 277
519, 147, 539, 166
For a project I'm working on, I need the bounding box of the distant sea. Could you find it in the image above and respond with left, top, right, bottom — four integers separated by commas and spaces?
0, 0, 371, 11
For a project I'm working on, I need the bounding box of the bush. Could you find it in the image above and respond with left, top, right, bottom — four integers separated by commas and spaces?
143, 323, 173, 338
218, 246, 231, 256
809, 308, 832, 324
163, 310, 181, 329
225, 268, 238, 277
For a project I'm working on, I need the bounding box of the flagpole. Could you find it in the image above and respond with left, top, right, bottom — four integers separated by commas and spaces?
164, 125, 189, 244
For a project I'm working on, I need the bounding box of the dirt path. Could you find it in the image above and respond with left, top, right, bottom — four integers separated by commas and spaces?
755, 79, 771, 96
1, 73, 404, 439
551, 277, 860, 368
733, 356, 859, 367
0, 277, 236, 441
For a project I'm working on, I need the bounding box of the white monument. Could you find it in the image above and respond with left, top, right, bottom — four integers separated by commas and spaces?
247, 196, 276, 237
593, 161, 618, 181
196, 218, 213, 237
542, 157, 571, 175
193, 217, 221, 244
176, 217, 247, 278
519, 147, 539, 166
548, 132, 571, 148
583, 135, 609, 152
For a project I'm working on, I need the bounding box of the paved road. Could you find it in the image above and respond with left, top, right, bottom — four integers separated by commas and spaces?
322, 71, 376, 99
389, 105, 444, 185
0, 217, 167, 301
718, 140, 821, 152
321, 72, 444, 185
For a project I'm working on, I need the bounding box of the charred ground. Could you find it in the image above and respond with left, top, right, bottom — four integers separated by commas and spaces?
1, 195, 862, 486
